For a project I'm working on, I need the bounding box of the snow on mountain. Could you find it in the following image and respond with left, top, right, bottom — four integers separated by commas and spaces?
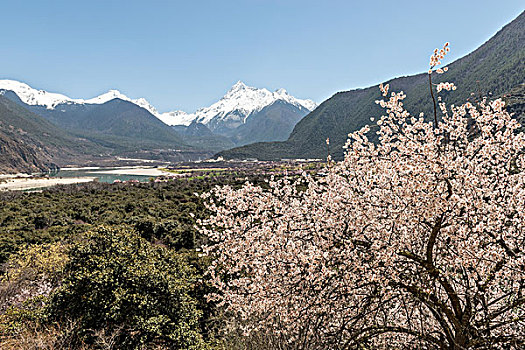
0, 80, 161, 116
82, 90, 155, 114
0, 79, 317, 128
156, 110, 195, 126
189, 81, 317, 127
0, 80, 80, 109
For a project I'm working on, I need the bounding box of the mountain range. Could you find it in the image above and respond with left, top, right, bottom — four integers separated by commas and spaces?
158, 81, 316, 126
0, 80, 317, 154
219, 10, 525, 160
0, 11, 523, 173
165, 81, 317, 148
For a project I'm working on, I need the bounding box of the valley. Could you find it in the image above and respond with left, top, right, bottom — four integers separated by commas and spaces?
0, 159, 321, 191
3, 12, 521, 175
0, 80, 317, 174
0, 6, 523, 349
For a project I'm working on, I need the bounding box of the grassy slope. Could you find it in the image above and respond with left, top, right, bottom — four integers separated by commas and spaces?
220, 11, 525, 160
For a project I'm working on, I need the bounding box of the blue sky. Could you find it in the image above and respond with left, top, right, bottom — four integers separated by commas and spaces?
1, 1, 523, 112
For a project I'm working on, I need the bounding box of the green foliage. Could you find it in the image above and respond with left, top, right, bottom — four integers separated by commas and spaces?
0, 180, 212, 264
48, 226, 206, 349
0, 243, 68, 336
0, 296, 49, 336
0, 174, 273, 265
1, 242, 68, 285
0, 175, 268, 348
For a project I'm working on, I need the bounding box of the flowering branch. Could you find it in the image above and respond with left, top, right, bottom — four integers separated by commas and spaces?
202, 42, 525, 349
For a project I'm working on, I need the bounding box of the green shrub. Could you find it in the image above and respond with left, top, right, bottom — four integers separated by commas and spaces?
0, 243, 68, 337
48, 226, 205, 349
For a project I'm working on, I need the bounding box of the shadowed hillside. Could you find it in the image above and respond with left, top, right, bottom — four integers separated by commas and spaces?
219, 11, 525, 160
0, 96, 106, 173
1, 93, 189, 152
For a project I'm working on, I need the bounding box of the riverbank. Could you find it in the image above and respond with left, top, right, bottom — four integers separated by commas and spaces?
0, 177, 96, 191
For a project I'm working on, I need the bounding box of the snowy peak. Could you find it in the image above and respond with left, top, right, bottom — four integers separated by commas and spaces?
156, 81, 317, 127
156, 110, 194, 126
0, 79, 191, 125
273, 86, 317, 111
190, 81, 318, 127
84, 89, 127, 104
0, 79, 317, 128
229, 80, 247, 91
0, 80, 161, 116
0, 79, 78, 109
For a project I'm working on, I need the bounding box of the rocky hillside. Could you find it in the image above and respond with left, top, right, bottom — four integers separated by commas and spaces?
0, 96, 104, 173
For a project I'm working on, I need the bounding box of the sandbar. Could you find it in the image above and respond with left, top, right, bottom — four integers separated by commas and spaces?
0, 177, 95, 191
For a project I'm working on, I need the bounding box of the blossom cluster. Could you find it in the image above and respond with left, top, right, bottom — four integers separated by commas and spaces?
429, 42, 450, 72
436, 81, 457, 92
201, 45, 525, 348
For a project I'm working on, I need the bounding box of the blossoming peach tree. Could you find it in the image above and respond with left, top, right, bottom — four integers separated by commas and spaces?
200, 44, 525, 349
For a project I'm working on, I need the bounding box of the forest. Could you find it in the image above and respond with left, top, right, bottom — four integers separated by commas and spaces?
0, 175, 273, 349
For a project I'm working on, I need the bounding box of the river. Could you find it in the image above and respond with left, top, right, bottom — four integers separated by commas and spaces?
51, 167, 170, 183
0, 167, 171, 191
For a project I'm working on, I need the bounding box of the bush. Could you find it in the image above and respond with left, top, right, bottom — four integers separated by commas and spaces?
0, 243, 68, 315
48, 226, 206, 349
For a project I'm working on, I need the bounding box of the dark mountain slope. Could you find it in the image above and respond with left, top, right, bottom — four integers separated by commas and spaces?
172, 122, 235, 152
170, 101, 310, 151
2, 94, 189, 152
0, 96, 104, 173
60, 99, 187, 149
505, 83, 525, 130
220, 11, 525, 160
231, 101, 310, 146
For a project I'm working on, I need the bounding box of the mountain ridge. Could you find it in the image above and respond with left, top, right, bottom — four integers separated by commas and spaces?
1, 92, 191, 153
0, 80, 317, 129
218, 10, 525, 160
1, 80, 317, 155
0, 95, 106, 173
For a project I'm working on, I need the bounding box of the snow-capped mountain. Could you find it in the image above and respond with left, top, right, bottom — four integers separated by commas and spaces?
83, 90, 159, 116
0, 80, 77, 109
158, 81, 317, 128
0, 79, 317, 133
156, 110, 195, 126
0, 78, 319, 154
0, 80, 165, 117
